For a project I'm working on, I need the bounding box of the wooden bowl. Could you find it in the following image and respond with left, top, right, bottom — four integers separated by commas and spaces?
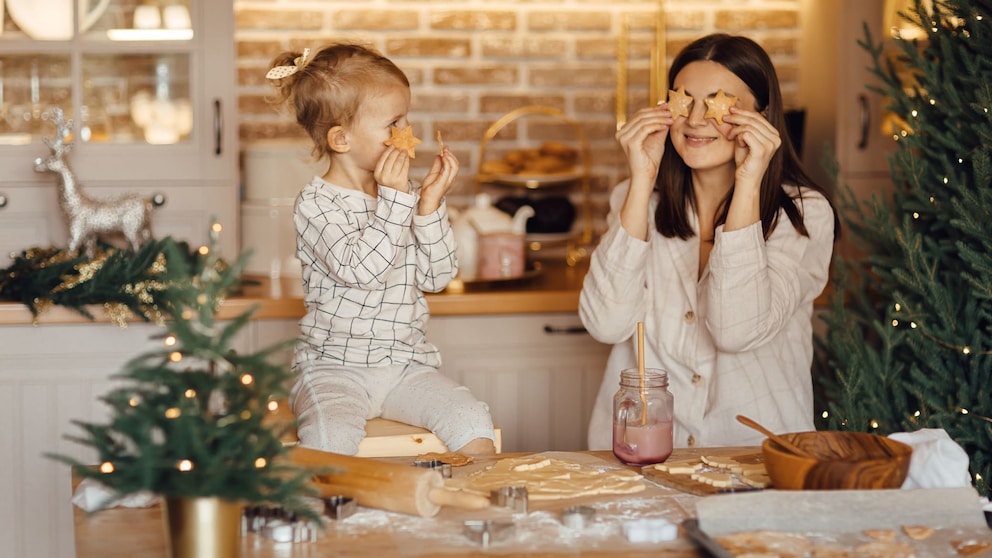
762, 431, 912, 490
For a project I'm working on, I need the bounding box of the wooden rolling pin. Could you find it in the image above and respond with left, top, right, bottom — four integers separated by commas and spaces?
289, 446, 490, 517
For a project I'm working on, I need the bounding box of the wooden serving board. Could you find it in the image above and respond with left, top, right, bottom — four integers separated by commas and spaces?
641, 452, 768, 496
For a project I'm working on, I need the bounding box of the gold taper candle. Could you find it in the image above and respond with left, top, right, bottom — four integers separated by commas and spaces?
650, 1, 667, 106
616, 15, 628, 129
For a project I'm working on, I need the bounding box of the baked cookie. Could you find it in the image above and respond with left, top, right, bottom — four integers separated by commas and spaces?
384, 125, 422, 158
667, 86, 693, 118
416, 451, 474, 467
704, 89, 738, 122
901, 525, 935, 541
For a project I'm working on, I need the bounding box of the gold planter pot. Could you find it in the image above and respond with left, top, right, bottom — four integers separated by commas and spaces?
163, 496, 243, 558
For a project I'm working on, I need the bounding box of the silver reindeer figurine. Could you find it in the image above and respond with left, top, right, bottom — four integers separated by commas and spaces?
34, 108, 155, 258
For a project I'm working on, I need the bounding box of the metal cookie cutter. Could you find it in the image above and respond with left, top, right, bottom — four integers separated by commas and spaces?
322, 495, 357, 520
490, 485, 528, 514
560, 505, 595, 529
463, 519, 515, 547
242, 503, 321, 542
412, 458, 452, 479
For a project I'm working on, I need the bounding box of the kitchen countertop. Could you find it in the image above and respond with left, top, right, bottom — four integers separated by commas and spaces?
0, 258, 588, 326
71, 448, 992, 558
71, 448, 747, 558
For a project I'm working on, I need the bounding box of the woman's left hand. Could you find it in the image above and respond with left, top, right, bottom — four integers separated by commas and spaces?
725, 107, 781, 191
419, 147, 460, 215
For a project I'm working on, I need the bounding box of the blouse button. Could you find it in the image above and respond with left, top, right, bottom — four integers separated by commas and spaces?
684, 311, 695, 323
691, 373, 703, 386
687, 435, 697, 447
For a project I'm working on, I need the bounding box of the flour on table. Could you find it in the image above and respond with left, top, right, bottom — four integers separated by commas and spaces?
445, 455, 645, 500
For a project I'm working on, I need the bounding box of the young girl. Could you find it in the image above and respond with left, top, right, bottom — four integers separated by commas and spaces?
580, 34, 839, 450
267, 44, 496, 456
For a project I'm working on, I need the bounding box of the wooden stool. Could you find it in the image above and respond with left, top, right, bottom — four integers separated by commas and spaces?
265, 400, 502, 457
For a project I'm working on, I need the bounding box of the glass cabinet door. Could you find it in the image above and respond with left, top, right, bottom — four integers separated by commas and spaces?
0, 0, 234, 184
2, 0, 194, 143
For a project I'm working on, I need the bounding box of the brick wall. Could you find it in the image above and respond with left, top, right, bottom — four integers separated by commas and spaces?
234, 0, 802, 231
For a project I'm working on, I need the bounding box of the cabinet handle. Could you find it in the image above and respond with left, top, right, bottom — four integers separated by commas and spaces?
857, 93, 870, 150
543, 325, 587, 335
0, 194, 6, 208
151, 193, 167, 207
213, 98, 223, 156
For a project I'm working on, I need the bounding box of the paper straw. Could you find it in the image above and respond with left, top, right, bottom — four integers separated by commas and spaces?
637, 322, 647, 425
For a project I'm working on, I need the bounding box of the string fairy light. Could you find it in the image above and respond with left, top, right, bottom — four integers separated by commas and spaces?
165, 407, 181, 419
254, 457, 267, 469
267, 400, 280, 412
890, 303, 992, 355
178, 459, 193, 472
100, 461, 115, 474
241, 374, 254, 385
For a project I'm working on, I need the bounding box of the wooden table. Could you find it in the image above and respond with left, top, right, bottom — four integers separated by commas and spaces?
73, 448, 756, 558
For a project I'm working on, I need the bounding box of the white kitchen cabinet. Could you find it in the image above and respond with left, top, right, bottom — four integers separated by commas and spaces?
429, 313, 612, 453
0, 0, 239, 265
799, 0, 895, 260
0, 316, 294, 558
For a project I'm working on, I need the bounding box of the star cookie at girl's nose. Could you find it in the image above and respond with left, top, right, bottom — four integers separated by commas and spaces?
384, 125, 422, 158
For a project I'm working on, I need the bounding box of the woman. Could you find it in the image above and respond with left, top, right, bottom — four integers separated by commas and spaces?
581, 34, 838, 449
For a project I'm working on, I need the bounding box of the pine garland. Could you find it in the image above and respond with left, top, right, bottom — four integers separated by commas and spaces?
0, 238, 204, 324
816, 0, 992, 495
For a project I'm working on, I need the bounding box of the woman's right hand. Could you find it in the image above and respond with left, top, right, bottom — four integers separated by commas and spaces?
616, 103, 674, 185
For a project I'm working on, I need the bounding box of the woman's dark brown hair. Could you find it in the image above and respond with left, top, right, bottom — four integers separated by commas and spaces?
654, 33, 838, 241
267, 44, 410, 162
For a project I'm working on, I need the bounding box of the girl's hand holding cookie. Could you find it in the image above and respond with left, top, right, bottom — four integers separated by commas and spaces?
374, 145, 412, 193
419, 147, 459, 215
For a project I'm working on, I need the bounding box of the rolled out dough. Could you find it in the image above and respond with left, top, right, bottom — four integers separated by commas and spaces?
445, 455, 645, 501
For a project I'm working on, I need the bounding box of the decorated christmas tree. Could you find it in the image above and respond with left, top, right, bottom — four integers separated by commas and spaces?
48, 225, 318, 516
816, 0, 991, 495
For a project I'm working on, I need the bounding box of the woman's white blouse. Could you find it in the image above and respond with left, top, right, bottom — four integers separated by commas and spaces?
580, 180, 835, 449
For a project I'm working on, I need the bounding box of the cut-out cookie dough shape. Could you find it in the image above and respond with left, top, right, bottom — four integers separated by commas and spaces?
384, 125, 422, 158
446, 455, 645, 501
691, 472, 734, 487
703, 89, 738, 122
667, 86, 693, 118
652, 460, 702, 475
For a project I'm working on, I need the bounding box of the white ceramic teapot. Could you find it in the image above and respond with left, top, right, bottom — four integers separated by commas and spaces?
451, 193, 534, 280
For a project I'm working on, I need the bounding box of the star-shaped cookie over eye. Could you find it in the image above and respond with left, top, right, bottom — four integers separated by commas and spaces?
384, 125, 422, 158
704, 90, 738, 122
667, 86, 693, 118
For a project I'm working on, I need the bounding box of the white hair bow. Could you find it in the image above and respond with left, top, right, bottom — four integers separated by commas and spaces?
265, 48, 311, 80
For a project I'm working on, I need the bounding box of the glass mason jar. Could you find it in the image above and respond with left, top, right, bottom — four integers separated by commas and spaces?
612, 368, 674, 465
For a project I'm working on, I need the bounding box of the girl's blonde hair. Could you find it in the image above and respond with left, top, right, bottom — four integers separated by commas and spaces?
267, 43, 410, 161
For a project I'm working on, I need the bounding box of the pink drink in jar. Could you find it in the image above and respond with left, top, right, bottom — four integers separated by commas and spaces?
612, 421, 674, 465
612, 368, 674, 466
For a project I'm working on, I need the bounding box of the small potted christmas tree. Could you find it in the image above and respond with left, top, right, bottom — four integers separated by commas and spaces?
50, 224, 316, 557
